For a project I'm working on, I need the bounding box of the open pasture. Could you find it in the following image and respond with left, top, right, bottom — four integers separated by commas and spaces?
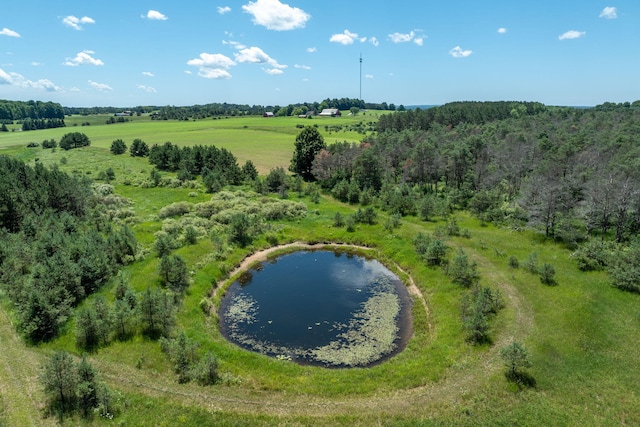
0, 113, 374, 173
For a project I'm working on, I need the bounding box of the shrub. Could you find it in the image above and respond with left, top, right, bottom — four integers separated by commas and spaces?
539, 263, 557, 286
159, 201, 193, 219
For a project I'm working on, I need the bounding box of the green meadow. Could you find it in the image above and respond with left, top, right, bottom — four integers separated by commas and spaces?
0, 115, 638, 426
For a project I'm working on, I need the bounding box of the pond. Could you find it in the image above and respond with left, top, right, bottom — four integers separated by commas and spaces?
219, 250, 412, 368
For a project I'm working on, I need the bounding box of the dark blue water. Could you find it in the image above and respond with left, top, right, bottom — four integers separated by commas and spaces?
219, 250, 412, 367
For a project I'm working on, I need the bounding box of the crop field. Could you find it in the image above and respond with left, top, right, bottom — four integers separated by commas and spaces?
0, 115, 639, 426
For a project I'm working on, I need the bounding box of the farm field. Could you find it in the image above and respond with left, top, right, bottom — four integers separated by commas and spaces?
1, 113, 378, 174
0, 115, 639, 426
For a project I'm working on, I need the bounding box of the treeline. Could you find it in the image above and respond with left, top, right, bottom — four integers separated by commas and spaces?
64, 98, 395, 121
147, 142, 256, 188
0, 99, 65, 122
0, 156, 137, 342
376, 101, 547, 132
312, 105, 640, 247
21, 117, 66, 131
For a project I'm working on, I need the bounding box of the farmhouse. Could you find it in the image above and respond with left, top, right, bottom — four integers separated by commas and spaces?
263, 112, 275, 117
319, 108, 341, 117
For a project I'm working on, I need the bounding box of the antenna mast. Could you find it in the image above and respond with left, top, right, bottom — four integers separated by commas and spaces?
359, 53, 363, 100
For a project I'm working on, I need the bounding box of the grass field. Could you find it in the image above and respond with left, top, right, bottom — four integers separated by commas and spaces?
1, 113, 379, 174
0, 116, 639, 426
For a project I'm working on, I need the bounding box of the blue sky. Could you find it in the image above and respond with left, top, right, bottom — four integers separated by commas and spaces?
1, 1, 638, 107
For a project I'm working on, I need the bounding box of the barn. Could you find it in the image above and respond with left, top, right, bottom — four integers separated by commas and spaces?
318, 108, 341, 117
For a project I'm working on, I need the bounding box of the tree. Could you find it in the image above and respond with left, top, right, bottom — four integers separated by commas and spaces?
500, 342, 534, 387
160, 331, 199, 383
130, 138, 149, 157
448, 248, 480, 287
290, 126, 326, 181
539, 263, 557, 286
59, 132, 90, 150
191, 351, 221, 385
242, 160, 259, 182
41, 351, 78, 415
76, 356, 98, 417
110, 139, 127, 155
158, 254, 190, 294
228, 212, 252, 247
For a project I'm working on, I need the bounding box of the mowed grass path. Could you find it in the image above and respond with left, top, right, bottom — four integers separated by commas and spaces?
0, 114, 372, 174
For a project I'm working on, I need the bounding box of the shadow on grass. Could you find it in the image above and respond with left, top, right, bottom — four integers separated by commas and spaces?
505, 371, 537, 389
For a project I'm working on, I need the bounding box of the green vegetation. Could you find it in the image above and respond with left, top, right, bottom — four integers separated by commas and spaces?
0, 102, 638, 425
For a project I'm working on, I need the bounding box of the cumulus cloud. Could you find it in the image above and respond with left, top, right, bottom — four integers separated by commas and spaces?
388, 30, 425, 46
449, 46, 472, 58
144, 10, 168, 20
294, 64, 311, 70
330, 29, 359, 45
62, 16, 95, 30
498, 27, 507, 34
242, 0, 310, 31
142, 71, 154, 77
137, 84, 157, 93
306, 47, 317, 53
365, 74, 373, 79
0, 28, 21, 38
218, 6, 231, 14
600, 7, 617, 19
64, 50, 104, 66
223, 40, 247, 50
88, 80, 112, 91
0, 68, 61, 91
559, 30, 586, 40
187, 52, 236, 79
369, 37, 380, 47
233, 46, 287, 75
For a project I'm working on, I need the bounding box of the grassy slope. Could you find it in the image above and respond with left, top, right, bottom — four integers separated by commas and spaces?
0, 117, 638, 425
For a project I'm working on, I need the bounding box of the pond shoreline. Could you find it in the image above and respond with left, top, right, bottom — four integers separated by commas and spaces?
212, 241, 430, 336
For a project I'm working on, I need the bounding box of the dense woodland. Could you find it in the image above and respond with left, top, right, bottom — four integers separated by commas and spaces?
306, 101, 640, 292
0, 157, 137, 342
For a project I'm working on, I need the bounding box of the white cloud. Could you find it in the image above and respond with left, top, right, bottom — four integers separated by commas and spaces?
31, 62, 43, 66
600, 7, 617, 19
369, 37, 380, 47
0, 28, 21, 38
264, 68, 284, 75
0, 68, 61, 91
449, 46, 472, 58
187, 52, 236, 79
306, 47, 317, 53
389, 31, 414, 43
498, 27, 507, 34
137, 84, 157, 93
142, 71, 154, 77
218, 6, 232, 14
295, 64, 311, 70
64, 50, 104, 66
388, 30, 425, 46
365, 74, 373, 79
559, 30, 586, 40
223, 40, 247, 50
242, 0, 310, 31
234, 46, 286, 70
145, 10, 168, 21
62, 16, 95, 30
88, 80, 112, 91
330, 29, 359, 45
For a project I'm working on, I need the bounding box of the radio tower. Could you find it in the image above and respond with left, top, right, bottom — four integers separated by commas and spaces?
359, 53, 363, 100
